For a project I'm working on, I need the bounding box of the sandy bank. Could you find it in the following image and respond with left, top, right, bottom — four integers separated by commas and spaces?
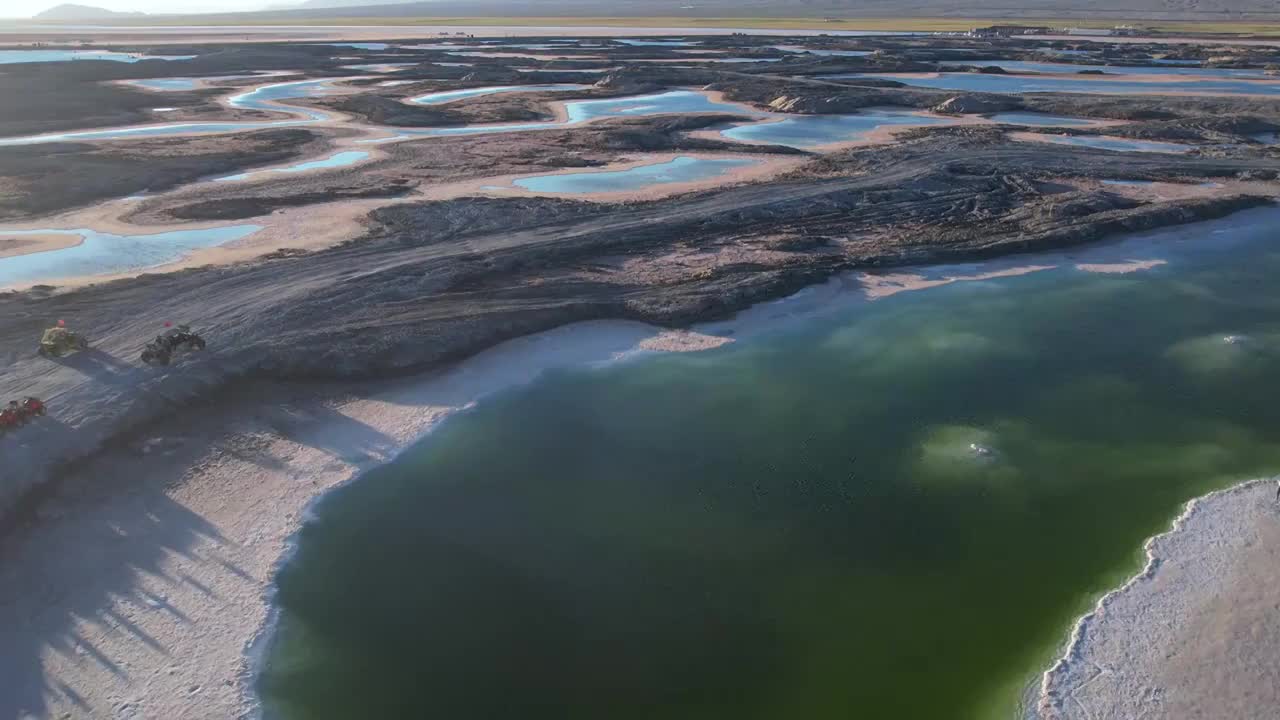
0, 232, 83, 259
1031, 477, 1280, 720
1079, 177, 1280, 202
1073, 258, 1167, 273
1008, 130, 1191, 151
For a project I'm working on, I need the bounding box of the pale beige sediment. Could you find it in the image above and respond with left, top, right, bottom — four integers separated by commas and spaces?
1008, 130, 1192, 150
851, 239, 1178, 299
1031, 478, 1280, 720
1078, 177, 1280, 202
0, 232, 84, 259
1074, 259, 1168, 273
857, 264, 1058, 299
996, 117, 1125, 130
446, 52, 608, 61
635, 329, 734, 353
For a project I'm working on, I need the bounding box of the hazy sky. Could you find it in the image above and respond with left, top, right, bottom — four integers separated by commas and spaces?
4, 0, 273, 18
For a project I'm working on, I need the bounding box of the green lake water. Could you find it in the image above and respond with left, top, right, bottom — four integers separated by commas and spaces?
259, 208, 1280, 719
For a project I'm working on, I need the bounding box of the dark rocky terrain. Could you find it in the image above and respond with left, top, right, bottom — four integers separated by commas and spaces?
0, 129, 324, 219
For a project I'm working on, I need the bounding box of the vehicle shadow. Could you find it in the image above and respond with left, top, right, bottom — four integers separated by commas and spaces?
1, 412, 69, 444
265, 401, 399, 467
46, 348, 139, 387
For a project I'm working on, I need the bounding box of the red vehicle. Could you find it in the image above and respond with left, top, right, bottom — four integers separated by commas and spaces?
0, 405, 20, 432
0, 397, 46, 433
19, 397, 46, 419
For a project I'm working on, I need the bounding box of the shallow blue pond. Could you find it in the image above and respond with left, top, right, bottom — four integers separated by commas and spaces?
498, 43, 572, 50
125, 78, 200, 91
564, 90, 758, 122
340, 62, 416, 72
322, 42, 389, 51
0, 225, 261, 285
393, 90, 759, 139
515, 67, 611, 73
0, 49, 194, 64
214, 151, 370, 182
989, 112, 1100, 127
408, 84, 587, 105
513, 155, 760, 193
721, 110, 951, 148
616, 39, 698, 46
0, 78, 337, 146
1036, 48, 1095, 56
774, 46, 873, 57
398, 43, 477, 50
702, 57, 784, 63
1019, 134, 1191, 153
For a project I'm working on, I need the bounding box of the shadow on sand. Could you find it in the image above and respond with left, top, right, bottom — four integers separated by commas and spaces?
48, 347, 140, 387
0, 491, 230, 719
0, 380, 402, 719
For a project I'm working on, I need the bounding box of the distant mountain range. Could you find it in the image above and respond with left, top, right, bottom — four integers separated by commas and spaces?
29, 0, 1280, 23
34, 3, 145, 20
297, 0, 418, 7
223, 0, 1280, 21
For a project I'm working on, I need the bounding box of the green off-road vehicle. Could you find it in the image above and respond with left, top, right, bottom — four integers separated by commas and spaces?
38, 325, 89, 358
